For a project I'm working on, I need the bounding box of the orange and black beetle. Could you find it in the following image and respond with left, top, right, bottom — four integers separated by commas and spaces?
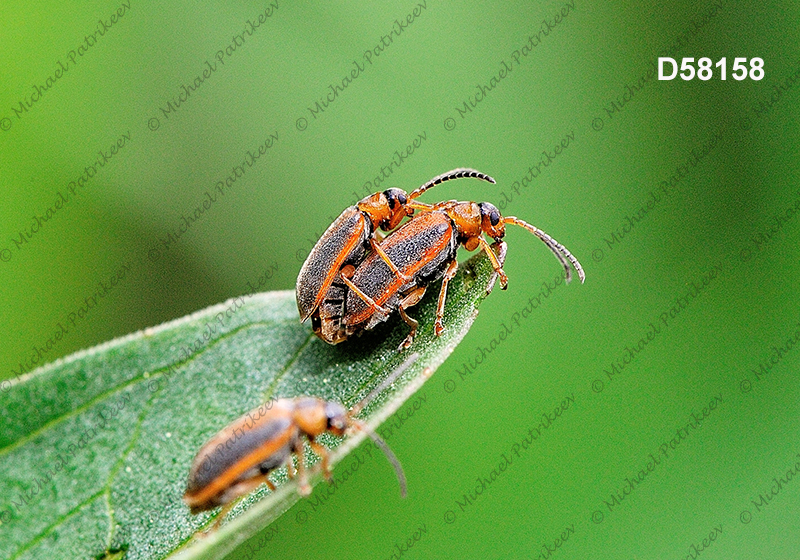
334, 200, 585, 349
183, 355, 418, 523
296, 169, 495, 342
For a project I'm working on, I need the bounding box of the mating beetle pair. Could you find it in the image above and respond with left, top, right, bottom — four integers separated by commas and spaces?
297, 168, 585, 349
296, 168, 497, 345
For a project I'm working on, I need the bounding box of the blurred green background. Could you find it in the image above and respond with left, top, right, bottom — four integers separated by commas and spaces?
2, 0, 799, 558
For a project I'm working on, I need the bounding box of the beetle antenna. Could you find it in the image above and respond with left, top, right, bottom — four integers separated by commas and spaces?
503, 216, 586, 284
351, 352, 420, 416
409, 168, 496, 200
352, 419, 408, 497
346, 353, 418, 497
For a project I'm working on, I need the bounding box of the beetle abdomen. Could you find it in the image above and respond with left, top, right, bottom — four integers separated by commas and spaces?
313, 281, 349, 344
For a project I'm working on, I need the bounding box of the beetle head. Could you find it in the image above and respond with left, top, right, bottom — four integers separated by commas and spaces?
479, 202, 506, 241
324, 401, 350, 436
381, 188, 411, 230
357, 189, 411, 231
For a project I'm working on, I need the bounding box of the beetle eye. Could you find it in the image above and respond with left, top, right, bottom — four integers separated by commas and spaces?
480, 203, 502, 227
384, 189, 407, 210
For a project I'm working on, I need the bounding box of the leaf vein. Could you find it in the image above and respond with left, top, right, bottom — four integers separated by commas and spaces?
0, 320, 292, 456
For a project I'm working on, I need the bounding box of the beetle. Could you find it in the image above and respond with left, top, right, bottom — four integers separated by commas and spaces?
332, 200, 585, 349
183, 354, 419, 524
296, 168, 496, 337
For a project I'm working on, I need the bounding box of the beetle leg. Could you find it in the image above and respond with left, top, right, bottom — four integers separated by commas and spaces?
285, 454, 296, 480
369, 238, 411, 283
211, 501, 235, 531
476, 236, 508, 289
309, 440, 332, 481
258, 462, 278, 490
485, 241, 508, 295
406, 200, 435, 211
207, 475, 273, 531
340, 274, 391, 316
435, 260, 459, 336
397, 286, 427, 350
295, 441, 311, 496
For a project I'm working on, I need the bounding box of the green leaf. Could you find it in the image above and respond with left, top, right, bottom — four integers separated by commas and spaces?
0, 250, 502, 560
